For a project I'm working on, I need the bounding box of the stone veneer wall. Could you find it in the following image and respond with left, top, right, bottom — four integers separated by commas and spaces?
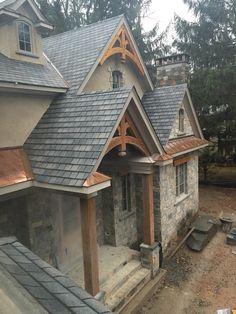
156, 62, 189, 87
169, 104, 193, 140
97, 173, 138, 248
158, 153, 199, 250
135, 172, 161, 246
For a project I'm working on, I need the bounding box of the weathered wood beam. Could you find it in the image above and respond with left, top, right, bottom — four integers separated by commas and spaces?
143, 173, 155, 246
80, 197, 99, 296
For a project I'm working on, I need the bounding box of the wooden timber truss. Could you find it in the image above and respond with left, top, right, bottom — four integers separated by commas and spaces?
106, 113, 149, 157
100, 25, 145, 76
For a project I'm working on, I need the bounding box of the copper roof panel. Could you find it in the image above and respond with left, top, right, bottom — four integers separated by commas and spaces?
0, 148, 33, 188
165, 136, 209, 155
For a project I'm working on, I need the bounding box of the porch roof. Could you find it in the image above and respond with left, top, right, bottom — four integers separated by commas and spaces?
0, 237, 111, 314
142, 84, 187, 145
0, 147, 33, 188
24, 88, 132, 187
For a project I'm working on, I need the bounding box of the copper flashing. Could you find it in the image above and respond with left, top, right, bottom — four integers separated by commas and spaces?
0, 147, 33, 188
154, 153, 173, 162
165, 136, 209, 156
83, 172, 111, 188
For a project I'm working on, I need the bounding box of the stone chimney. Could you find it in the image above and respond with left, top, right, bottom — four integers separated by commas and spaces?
156, 53, 190, 87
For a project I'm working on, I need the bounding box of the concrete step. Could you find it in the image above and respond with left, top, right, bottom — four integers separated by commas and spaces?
99, 250, 140, 286
105, 267, 150, 313
101, 260, 141, 299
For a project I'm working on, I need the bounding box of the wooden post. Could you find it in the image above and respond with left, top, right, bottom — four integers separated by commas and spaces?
80, 196, 99, 296
143, 174, 155, 246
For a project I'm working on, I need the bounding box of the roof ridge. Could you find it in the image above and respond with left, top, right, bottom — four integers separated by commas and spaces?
43, 14, 124, 42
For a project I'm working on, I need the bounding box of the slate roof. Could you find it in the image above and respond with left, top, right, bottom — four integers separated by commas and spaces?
142, 84, 187, 145
43, 15, 123, 94
24, 88, 132, 187
0, 237, 111, 314
0, 53, 67, 89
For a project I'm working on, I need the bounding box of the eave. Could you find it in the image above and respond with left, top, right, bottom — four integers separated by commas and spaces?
0, 81, 68, 94
34, 21, 53, 31
0, 8, 19, 22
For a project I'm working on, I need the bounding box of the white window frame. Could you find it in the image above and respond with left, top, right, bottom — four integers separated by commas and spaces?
176, 162, 188, 196
17, 21, 32, 53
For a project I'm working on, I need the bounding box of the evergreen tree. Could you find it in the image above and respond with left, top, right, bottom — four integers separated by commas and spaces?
175, 0, 236, 156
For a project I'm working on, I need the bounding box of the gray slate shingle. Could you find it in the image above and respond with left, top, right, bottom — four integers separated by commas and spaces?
43, 15, 123, 94
0, 53, 67, 89
0, 237, 111, 314
24, 88, 132, 187
142, 84, 187, 145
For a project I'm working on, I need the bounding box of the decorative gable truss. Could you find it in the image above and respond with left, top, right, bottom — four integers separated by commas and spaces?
106, 112, 149, 157
100, 25, 145, 76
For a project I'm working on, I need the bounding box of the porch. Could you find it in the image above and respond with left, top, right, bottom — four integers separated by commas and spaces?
68, 245, 151, 312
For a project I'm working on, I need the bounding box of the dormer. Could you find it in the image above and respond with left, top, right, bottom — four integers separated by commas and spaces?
0, 0, 53, 64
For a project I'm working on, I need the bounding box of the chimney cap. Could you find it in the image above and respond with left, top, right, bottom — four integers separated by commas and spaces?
157, 53, 190, 66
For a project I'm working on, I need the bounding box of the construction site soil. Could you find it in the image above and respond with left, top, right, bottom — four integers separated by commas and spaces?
138, 185, 236, 314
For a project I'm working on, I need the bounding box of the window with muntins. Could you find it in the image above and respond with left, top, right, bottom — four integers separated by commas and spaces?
176, 163, 187, 196
179, 108, 185, 133
112, 71, 123, 89
121, 174, 131, 211
18, 22, 32, 53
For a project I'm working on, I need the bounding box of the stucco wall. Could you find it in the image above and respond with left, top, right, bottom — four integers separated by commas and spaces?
83, 56, 146, 98
0, 92, 52, 148
0, 17, 44, 64
157, 153, 199, 250
169, 103, 194, 140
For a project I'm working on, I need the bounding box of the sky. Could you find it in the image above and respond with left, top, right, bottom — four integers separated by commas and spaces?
142, 0, 195, 32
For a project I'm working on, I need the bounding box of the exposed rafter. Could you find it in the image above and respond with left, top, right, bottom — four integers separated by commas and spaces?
100, 25, 145, 76
106, 113, 149, 157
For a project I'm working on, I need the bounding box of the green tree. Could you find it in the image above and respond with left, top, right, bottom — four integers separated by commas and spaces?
174, 0, 236, 157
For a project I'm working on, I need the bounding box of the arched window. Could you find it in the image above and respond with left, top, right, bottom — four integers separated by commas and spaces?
112, 71, 123, 89
179, 108, 185, 133
18, 22, 32, 53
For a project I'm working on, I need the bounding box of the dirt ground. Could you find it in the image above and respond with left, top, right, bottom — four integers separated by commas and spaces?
138, 185, 236, 314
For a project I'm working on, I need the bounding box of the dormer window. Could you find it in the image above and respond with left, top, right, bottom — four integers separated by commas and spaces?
179, 108, 185, 133
112, 71, 123, 89
18, 22, 32, 53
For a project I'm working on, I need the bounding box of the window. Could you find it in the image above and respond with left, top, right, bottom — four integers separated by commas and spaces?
18, 22, 32, 53
112, 71, 123, 89
176, 163, 187, 196
179, 108, 185, 133
121, 174, 131, 211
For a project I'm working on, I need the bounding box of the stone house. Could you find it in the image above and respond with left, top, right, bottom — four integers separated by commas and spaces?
0, 0, 208, 311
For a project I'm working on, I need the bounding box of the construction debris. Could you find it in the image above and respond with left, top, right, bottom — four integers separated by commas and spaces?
220, 215, 234, 233
226, 228, 236, 246
186, 215, 218, 251
217, 310, 232, 314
